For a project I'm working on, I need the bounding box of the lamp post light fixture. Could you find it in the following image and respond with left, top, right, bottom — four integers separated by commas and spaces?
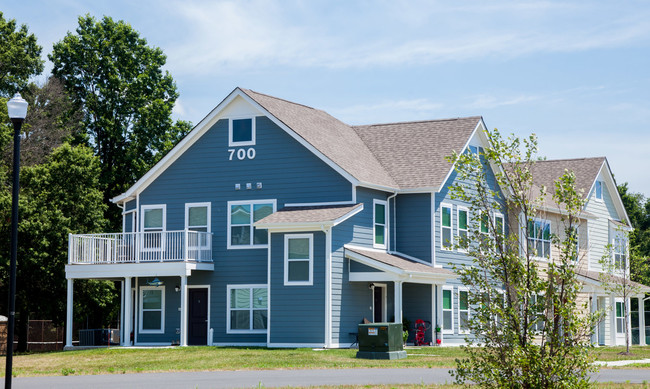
5, 93, 28, 389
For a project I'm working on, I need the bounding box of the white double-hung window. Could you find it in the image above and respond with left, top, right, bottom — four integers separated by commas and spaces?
441, 204, 453, 250
227, 200, 276, 249
457, 207, 469, 252
141, 204, 166, 252
442, 287, 454, 334
373, 200, 387, 249
613, 233, 627, 270
527, 219, 551, 259
140, 286, 164, 333
227, 285, 268, 333
284, 234, 313, 285
185, 202, 211, 250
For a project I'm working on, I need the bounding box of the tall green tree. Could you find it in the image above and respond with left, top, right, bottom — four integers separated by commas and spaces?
49, 15, 191, 228
618, 183, 650, 285
448, 130, 600, 388
0, 144, 114, 350
0, 11, 44, 96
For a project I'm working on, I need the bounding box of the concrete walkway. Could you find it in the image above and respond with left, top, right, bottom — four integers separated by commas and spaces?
594, 358, 650, 367
12, 367, 650, 389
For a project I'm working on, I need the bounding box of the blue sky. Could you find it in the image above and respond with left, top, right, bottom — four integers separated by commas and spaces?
6, 1, 650, 195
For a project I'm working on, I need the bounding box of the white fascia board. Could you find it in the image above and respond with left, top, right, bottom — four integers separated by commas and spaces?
349, 272, 398, 282
65, 262, 214, 279
236, 91, 360, 187
436, 118, 482, 194
332, 204, 364, 226
111, 89, 244, 204
601, 160, 633, 227
345, 250, 405, 275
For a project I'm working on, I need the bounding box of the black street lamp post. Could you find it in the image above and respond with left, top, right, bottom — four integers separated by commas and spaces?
5, 93, 28, 389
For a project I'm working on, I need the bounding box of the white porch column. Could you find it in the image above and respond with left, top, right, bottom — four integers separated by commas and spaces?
394, 281, 403, 324
609, 293, 617, 346
66, 278, 73, 348
436, 285, 444, 344
123, 277, 132, 346
119, 280, 124, 345
639, 297, 646, 346
590, 293, 597, 345
180, 275, 188, 346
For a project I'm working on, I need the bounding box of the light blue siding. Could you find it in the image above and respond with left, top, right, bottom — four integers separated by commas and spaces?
269, 232, 326, 344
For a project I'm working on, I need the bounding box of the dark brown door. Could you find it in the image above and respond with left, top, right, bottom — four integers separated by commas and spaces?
188, 288, 208, 345
373, 286, 383, 322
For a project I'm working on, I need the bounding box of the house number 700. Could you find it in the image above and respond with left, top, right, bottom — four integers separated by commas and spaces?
228, 148, 256, 161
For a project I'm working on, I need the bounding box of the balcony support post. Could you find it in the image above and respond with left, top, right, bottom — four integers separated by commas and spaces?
180, 274, 188, 346
123, 277, 133, 346
65, 278, 73, 348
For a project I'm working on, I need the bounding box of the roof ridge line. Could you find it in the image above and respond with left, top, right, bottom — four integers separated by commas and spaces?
243, 88, 320, 111
353, 116, 482, 128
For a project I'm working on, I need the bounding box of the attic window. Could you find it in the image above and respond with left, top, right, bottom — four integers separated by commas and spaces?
229, 118, 255, 147
595, 181, 603, 200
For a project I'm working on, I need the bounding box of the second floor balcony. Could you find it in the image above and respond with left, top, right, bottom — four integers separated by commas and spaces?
68, 230, 213, 265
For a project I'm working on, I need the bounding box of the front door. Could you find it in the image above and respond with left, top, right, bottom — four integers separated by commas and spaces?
373, 286, 385, 323
188, 288, 208, 345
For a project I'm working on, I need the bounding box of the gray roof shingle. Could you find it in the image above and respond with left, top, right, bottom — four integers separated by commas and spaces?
345, 246, 457, 276
255, 204, 363, 226
353, 117, 482, 190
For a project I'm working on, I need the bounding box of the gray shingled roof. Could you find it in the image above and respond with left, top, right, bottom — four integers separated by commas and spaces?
241, 88, 481, 190
577, 269, 650, 292
241, 89, 398, 188
353, 117, 482, 190
345, 246, 457, 276
255, 204, 363, 226
530, 157, 606, 200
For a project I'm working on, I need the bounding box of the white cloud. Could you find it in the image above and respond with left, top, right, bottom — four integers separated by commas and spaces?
163, 0, 650, 74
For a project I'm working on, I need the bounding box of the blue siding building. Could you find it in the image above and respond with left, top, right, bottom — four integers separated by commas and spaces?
63, 87, 517, 348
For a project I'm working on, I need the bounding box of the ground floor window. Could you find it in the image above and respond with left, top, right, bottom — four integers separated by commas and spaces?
458, 289, 469, 333
442, 287, 453, 334
227, 285, 268, 333
616, 300, 625, 334
140, 286, 165, 333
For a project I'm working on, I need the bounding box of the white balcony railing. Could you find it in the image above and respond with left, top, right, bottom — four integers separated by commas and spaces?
68, 231, 213, 264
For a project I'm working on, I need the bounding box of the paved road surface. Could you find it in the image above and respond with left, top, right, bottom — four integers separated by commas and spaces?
12, 368, 650, 388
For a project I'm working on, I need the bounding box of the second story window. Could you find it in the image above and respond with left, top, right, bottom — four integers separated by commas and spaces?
229, 118, 256, 147
595, 181, 603, 200
228, 200, 275, 249
527, 219, 551, 259
373, 200, 387, 249
457, 207, 469, 251
186, 202, 211, 249
142, 205, 166, 251
441, 204, 453, 250
614, 234, 627, 270
284, 234, 313, 286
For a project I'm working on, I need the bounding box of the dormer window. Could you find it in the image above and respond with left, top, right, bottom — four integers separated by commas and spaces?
229, 118, 256, 147
595, 181, 603, 200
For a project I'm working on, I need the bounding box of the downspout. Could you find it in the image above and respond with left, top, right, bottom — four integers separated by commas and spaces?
387, 192, 397, 254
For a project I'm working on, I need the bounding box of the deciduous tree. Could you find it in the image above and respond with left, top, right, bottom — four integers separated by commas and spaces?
0, 11, 44, 96
448, 130, 600, 388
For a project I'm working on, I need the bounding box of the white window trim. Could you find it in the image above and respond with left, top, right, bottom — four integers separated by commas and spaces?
494, 212, 505, 251
595, 180, 603, 201
226, 284, 268, 334
373, 199, 388, 249
458, 287, 470, 334
141, 204, 166, 253
611, 231, 628, 272
527, 217, 552, 260
139, 286, 165, 334
284, 233, 314, 286
185, 202, 211, 233
440, 203, 453, 251
442, 286, 454, 334
228, 117, 256, 147
457, 206, 469, 253
615, 298, 625, 334
227, 199, 277, 250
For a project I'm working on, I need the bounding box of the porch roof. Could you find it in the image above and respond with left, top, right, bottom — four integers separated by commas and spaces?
255, 203, 363, 229
577, 269, 650, 294
345, 245, 457, 284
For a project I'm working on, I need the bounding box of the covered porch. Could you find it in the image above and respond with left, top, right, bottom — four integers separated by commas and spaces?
65, 231, 214, 348
344, 245, 457, 345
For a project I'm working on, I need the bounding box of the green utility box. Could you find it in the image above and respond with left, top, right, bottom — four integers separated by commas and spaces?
356, 322, 407, 360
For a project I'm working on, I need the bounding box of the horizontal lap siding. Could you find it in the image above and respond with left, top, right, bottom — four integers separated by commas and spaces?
395, 193, 431, 262
137, 115, 352, 344
403, 283, 433, 344
269, 232, 326, 344
330, 187, 391, 344
585, 181, 620, 272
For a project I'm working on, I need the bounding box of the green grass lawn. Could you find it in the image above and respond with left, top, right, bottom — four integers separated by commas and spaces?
2, 345, 650, 377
